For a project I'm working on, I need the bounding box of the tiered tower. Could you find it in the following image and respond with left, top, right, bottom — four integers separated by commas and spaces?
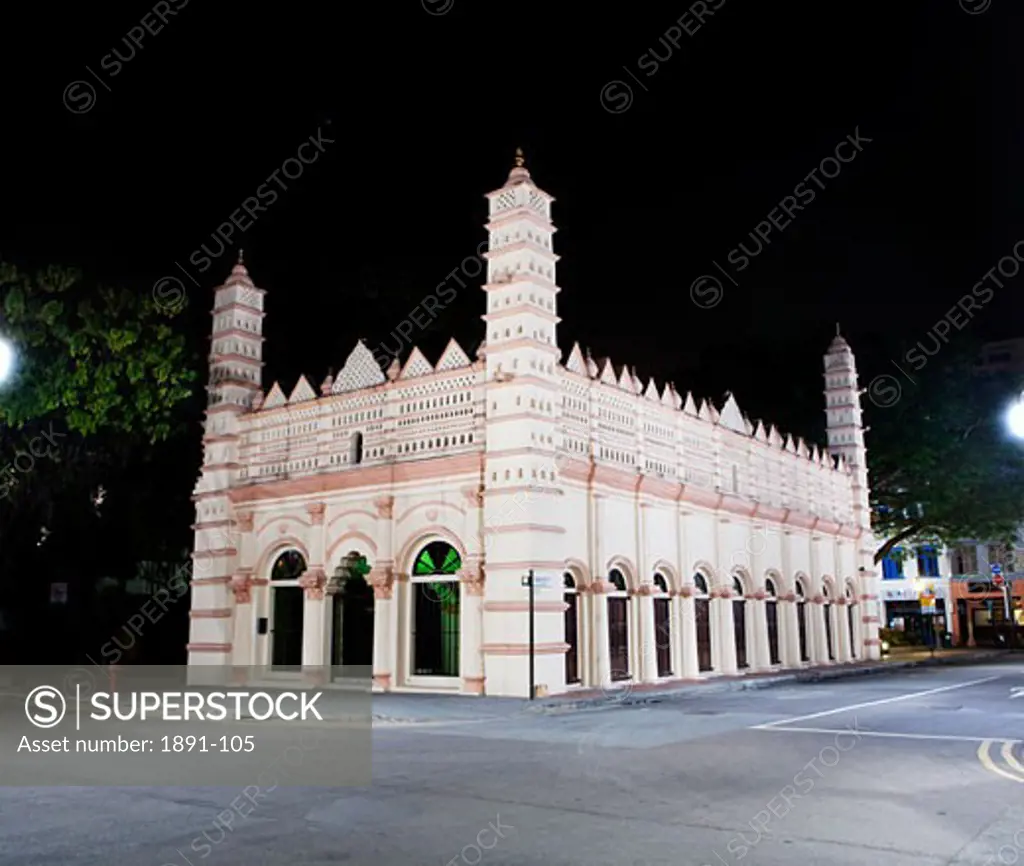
823, 329, 880, 660
188, 254, 266, 669
481, 150, 565, 695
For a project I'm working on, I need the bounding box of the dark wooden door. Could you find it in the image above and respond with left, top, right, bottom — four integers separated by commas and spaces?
608, 597, 629, 680
341, 577, 374, 666
733, 599, 748, 668
847, 604, 857, 659
766, 601, 780, 664
797, 602, 808, 661
564, 592, 579, 684
271, 586, 304, 671
695, 598, 712, 672
824, 604, 834, 660
654, 598, 672, 677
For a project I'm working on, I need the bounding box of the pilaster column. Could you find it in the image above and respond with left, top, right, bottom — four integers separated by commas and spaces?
635, 585, 659, 682
714, 585, 738, 674
369, 564, 394, 691
677, 585, 700, 677
459, 560, 485, 694
835, 596, 851, 661
780, 594, 801, 666
298, 566, 327, 672
590, 581, 612, 687
749, 591, 771, 670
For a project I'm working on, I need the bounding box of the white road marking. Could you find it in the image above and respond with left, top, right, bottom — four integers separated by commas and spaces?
1011, 687, 1024, 700
978, 740, 1024, 784
752, 675, 1000, 729
756, 725, 1021, 745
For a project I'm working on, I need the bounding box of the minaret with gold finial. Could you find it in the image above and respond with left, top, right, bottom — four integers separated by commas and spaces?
481, 148, 566, 695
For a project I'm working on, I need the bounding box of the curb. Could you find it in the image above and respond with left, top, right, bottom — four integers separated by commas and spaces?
526, 650, 1007, 714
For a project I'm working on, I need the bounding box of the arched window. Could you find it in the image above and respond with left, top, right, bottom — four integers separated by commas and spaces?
653, 573, 669, 594
608, 569, 627, 592
732, 575, 745, 596
765, 578, 778, 597
563, 572, 576, 590
271, 550, 306, 581
822, 583, 831, 599
414, 541, 462, 576
351, 432, 364, 465
795, 580, 806, 599
693, 573, 709, 595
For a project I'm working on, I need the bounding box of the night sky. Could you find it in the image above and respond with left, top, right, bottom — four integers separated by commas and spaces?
4, 0, 1022, 442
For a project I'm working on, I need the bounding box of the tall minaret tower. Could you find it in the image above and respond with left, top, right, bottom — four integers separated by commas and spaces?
480, 149, 565, 696
823, 328, 880, 660
188, 254, 266, 670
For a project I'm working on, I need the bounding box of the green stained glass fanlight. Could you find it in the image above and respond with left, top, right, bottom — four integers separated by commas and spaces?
414, 542, 462, 576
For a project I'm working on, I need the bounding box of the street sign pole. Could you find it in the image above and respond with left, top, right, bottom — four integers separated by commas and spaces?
522, 570, 536, 700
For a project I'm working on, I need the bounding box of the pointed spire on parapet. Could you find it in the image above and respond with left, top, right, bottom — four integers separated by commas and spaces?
288, 375, 316, 404
660, 383, 674, 408
566, 343, 587, 376
754, 420, 768, 442
320, 370, 334, 396
698, 399, 713, 422
784, 434, 798, 454
387, 357, 401, 381
585, 350, 599, 379
399, 346, 434, 379
333, 340, 387, 393
682, 391, 698, 415
263, 382, 286, 409
600, 358, 617, 386
435, 338, 472, 372
644, 378, 660, 402
617, 364, 633, 392
717, 392, 746, 434
796, 438, 810, 459
769, 425, 784, 448
669, 384, 683, 410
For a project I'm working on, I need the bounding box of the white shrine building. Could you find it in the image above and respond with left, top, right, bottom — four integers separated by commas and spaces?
187, 151, 883, 697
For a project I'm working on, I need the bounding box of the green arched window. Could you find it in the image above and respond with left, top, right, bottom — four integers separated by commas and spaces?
414, 541, 461, 576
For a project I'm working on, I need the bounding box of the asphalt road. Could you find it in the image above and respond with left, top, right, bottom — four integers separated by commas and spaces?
0, 659, 1022, 866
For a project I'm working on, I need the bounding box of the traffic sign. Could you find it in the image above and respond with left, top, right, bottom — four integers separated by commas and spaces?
993, 574, 1005, 587
522, 573, 555, 590
991, 563, 1002, 574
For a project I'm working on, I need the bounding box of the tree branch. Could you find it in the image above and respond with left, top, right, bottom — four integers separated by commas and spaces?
874, 522, 926, 564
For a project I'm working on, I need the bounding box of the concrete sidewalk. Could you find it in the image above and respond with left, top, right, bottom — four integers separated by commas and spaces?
370, 648, 1011, 722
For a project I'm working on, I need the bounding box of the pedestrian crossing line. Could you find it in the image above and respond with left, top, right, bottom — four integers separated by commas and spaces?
978, 740, 1024, 784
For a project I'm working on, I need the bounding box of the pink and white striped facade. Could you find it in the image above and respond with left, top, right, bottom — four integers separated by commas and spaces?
187, 154, 882, 697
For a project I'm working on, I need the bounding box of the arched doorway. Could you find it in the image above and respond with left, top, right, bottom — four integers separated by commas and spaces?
329, 552, 374, 668
411, 541, 461, 677
653, 573, 672, 677
563, 573, 580, 685
846, 583, 857, 659
765, 577, 781, 665
823, 583, 835, 660
270, 550, 306, 671
795, 579, 809, 662
693, 573, 713, 672
732, 575, 748, 669
607, 568, 630, 681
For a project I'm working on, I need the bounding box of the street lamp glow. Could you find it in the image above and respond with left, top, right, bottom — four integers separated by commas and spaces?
1007, 398, 1024, 440
0, 337, 13, 384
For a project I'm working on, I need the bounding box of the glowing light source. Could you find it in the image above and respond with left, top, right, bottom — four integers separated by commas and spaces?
0, 337, 13, 384
1007, 397, 1024, 439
